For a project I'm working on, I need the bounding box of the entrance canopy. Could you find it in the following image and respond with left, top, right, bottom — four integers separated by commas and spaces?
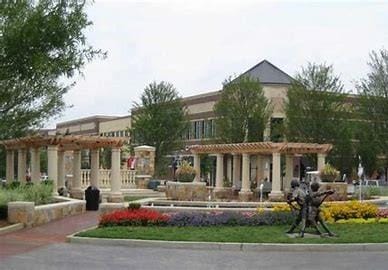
0, 135, 126, 150
189, 142, 332, 155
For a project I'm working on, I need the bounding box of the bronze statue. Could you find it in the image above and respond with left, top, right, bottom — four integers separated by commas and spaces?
286, 180, 336, 238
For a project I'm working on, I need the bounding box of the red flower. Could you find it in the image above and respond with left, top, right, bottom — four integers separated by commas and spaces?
99, 208, 169, 227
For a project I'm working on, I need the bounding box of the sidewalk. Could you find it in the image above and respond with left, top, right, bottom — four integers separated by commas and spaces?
0, 211, 99, 260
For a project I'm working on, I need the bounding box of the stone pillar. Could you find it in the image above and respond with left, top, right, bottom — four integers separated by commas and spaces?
30, 148, 40, 184
317, 153, 326, 172
284, 154, 294, 192
215, 154, 224, 191
47, 145, 58, 195
109, 147, 123, 202
232, 154, 241, 190
193, 153, 201, 182
90, 149, 100, 188
134, 145, 156, 189
57, 150, 66, 190
17, 148, 27, 183
239, 153, 253, 201
256, 155, 263, 183
6, 150, 15, 183
269, 152, 283, 201
71, 150, 83, 199
226, 155, 232, 183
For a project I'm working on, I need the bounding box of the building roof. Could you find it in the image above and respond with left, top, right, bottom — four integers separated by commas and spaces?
189, 142, 332, 155
239, 60, 294, 85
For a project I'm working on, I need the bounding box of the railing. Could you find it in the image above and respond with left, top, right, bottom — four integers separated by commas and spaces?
80, 169, 136, 189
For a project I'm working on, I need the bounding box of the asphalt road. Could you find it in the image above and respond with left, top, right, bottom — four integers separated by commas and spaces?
1, 243, 387, 270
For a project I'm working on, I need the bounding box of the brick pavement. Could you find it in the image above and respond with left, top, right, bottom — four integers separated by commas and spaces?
0, 211, 99, 260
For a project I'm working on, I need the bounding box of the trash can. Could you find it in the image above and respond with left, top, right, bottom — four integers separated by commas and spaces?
85, 186, 100, 211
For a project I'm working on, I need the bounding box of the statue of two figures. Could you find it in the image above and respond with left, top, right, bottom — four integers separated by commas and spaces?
286, 179, 337, 238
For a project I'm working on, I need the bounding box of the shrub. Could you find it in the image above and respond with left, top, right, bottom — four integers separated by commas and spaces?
377, 208, 388, 219
128, 203, 141, 210
320, 164, 339, 182
99, 209, 169, 227
322, 201, 378, 222
175, 160, 196, 182
272, 203, 292, 212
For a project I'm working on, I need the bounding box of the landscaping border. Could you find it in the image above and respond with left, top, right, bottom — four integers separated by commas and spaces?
67, 233, 388, 252
0, 223, 24, 235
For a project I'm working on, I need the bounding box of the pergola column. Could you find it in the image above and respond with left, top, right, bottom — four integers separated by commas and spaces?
317, 153, 326, 172
284, 154, 294, 192
193, 153, 201, 182
90, 149, 100, 188
71, 149, 83, 199
232, 154, 241, 190
30, 147, 40, 184
17, 148, 27, 183
269, 152, 283, 201
108, 147, 123, 202
239, 153, 253, 200
226, 155, 232, 183
57, 150, 66, 190
47, 145, 58, 195
6, 150, 15, 183
214, 154, 224, 191
256, 155, 263, 183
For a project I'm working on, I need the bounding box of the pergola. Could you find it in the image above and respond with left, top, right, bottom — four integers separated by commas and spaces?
1, 135, 127, 202
189, 142, 332, 200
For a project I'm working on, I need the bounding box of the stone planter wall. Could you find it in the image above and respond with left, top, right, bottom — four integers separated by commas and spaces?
7, 197, 85, 227
99, 202, 126, 215
165, 181, 208, 201
320, 182, 348, 201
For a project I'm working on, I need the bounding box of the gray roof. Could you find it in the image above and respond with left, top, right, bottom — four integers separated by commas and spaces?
239, 60, 293, 85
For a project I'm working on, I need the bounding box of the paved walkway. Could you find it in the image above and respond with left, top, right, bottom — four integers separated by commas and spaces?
0, 211, 99, 261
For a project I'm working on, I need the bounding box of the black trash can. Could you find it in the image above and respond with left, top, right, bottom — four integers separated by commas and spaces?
85, 186, 100, 211
148, 179, 160, 191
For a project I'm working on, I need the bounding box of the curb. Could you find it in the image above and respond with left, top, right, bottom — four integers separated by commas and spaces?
0, 223, 24, 235
67, 235, 388, 252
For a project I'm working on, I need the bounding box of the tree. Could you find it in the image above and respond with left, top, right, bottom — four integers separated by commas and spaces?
285, 63, 354, 174
357, 49, 388, 175
0, 1, 104, 139
131, 81, 189, 176
214, 76, 271, 143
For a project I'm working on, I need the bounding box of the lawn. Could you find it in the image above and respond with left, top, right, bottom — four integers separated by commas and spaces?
76, 223, 388, 244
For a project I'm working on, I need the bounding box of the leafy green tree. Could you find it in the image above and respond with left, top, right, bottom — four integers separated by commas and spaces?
285, 63, 354, 174
214, 76, 271, 143
131, 81, 189, 176
0, 0, 104, 139
356, 49, 388, 175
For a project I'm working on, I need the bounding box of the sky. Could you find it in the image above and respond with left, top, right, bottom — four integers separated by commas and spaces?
47, 0, 388, 128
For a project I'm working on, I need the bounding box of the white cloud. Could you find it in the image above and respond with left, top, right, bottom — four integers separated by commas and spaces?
47, 0, 388, 127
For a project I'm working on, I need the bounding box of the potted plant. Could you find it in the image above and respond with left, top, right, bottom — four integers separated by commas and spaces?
175, 160, 196, 182
320, 164, 339, 182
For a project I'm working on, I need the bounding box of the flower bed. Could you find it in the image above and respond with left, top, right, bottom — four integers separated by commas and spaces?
322, 201, 378, 222
99, 208, 294, 227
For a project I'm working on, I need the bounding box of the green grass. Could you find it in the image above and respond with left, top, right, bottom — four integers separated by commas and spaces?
77, 223, 388, 244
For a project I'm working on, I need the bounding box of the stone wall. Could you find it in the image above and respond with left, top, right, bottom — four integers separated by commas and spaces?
8, 198, 85, 227
320, 182, 348, 201
165, 181, 208, 201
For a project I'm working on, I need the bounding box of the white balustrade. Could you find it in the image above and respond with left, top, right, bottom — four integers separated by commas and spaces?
81, 169, 137, 189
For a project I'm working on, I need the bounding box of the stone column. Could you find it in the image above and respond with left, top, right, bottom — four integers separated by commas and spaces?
17, 148, 27, 183
226, 155, 232, 184
256, 155, 263, 183
47, 145, 58, 195
269, 152, 283, 201
57, 150, 66, 190
193, 153, 201, 182
284, 154, 294, 192
239, 153, 253, 201
232, 154, 241, 190
317, 153, 326, 172
71, 150, 83, 199
215, 154, 224, 191
6, 150, 15, 183
109, 147, 123, 202
90, 149, 100, 188
30, 147, 40, 184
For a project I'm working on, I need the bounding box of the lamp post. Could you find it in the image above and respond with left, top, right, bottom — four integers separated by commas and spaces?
357, 156, 364, 202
